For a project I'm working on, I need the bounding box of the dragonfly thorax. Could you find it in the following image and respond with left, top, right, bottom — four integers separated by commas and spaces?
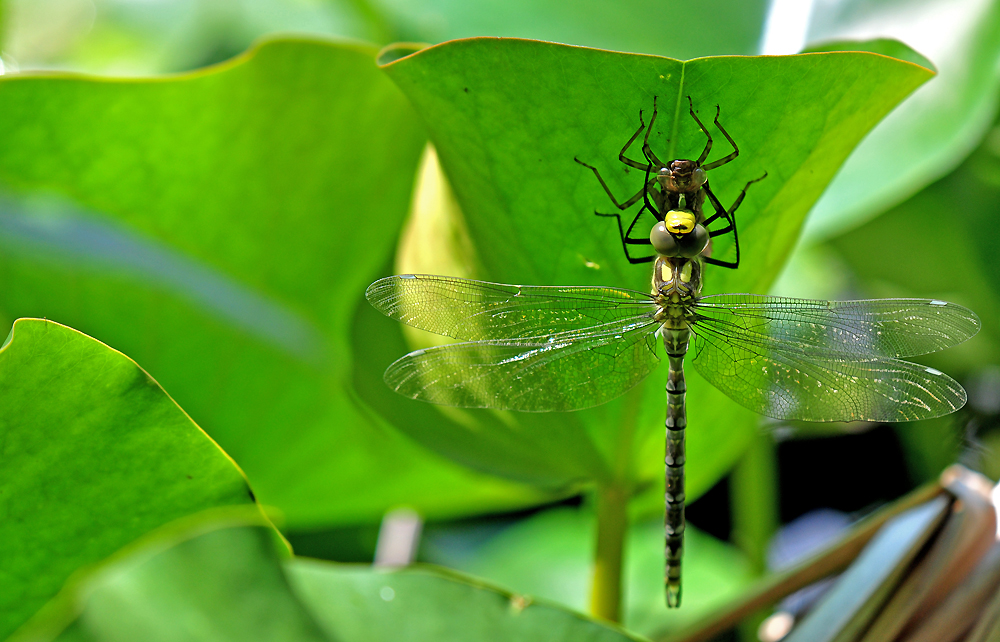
652, 255, 703, 311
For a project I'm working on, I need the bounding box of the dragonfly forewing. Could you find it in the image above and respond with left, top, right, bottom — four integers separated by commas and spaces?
690, 296, 978, 422
366, 274, 658, 341
694, 296, 980, 359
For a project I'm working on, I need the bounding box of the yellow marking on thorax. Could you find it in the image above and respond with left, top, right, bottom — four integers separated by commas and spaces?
660, 259, 673, 283
680, 261, 692, 283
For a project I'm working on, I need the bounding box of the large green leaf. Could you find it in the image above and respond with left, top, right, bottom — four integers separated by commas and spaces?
824, 109, 1000, 485
11, 513, 334, 642
12, 513, 647, 642
801, 0, 1000, 240
828, 123, 1000, 369
381, 40, 931, 292
363, 39, 932, 508
0, 319, 262, 640
290, 560, 648, 642
0, 37, 544, 528
422, 506, 752, 637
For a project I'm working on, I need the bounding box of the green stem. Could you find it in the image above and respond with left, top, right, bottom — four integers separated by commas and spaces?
590, 384, 643, 622
731, 432, 778, 642
590, 482, 629, 622
731, 431, 778, 574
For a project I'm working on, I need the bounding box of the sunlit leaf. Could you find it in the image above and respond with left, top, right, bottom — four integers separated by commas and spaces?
802, 0, 1000, 239
421, 505, 752, 637
363, 38, 931, 507
0, 37, 541, 529
12, 513, 647, 642
0, 320, 261, 639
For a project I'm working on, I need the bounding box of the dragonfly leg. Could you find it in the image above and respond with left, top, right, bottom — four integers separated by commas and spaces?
584, 149, 663, 265
575, 157, 655, 211
701, 103, 740, 171
638, 163, 663, 222
727, 172, 768, 216
595, 208, 657, 264
701, 183, 739, 269
642, 96, 669, 169
688, 96, 715, 167
701, 173, 765, 269
701, 182, 729, 229
618, 108, 652, 170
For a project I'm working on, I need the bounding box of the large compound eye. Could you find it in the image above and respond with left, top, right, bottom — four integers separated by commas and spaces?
676, 224, 709, 258
650, 221, 680, 256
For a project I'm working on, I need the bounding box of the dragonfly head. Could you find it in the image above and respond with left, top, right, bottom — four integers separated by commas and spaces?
651, 209, 709, 259
658, 160, 707, 193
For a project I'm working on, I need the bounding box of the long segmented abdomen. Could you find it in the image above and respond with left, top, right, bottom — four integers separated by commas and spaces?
662, 327, 690, 608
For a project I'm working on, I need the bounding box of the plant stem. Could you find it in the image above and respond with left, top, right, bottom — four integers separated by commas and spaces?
731, 431, 778, 575
590, 384, 643, 622
731, 432, 779, 640
590, 482, 629, 622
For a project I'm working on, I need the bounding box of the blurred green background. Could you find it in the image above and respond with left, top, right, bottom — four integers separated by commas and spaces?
2, 0, 1000, 639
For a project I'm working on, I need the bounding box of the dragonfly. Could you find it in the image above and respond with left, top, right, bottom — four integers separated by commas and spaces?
366, 206, 980, 608
575, 96, 765, 268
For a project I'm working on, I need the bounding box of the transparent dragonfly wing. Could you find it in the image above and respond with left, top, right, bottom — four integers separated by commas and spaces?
690, 296, 977, 422
384, 318, 661, 412
694, 295, 980, 358
366, 274, 657, 341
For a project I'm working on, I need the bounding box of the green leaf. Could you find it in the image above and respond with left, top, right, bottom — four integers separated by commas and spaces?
421, 505, 752, 637
802, 0, 1000, 240
0, 319, 261, 640
12, 513, 332, 642
289, 561, 649, 642
13, 512, 647, 642
802, 38, 935, 71
381, 40, 931, 292
828, 124, 1000, 369
0, 37, 542, 528
822, 111, 1000, 483
365, 39, 932, 504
